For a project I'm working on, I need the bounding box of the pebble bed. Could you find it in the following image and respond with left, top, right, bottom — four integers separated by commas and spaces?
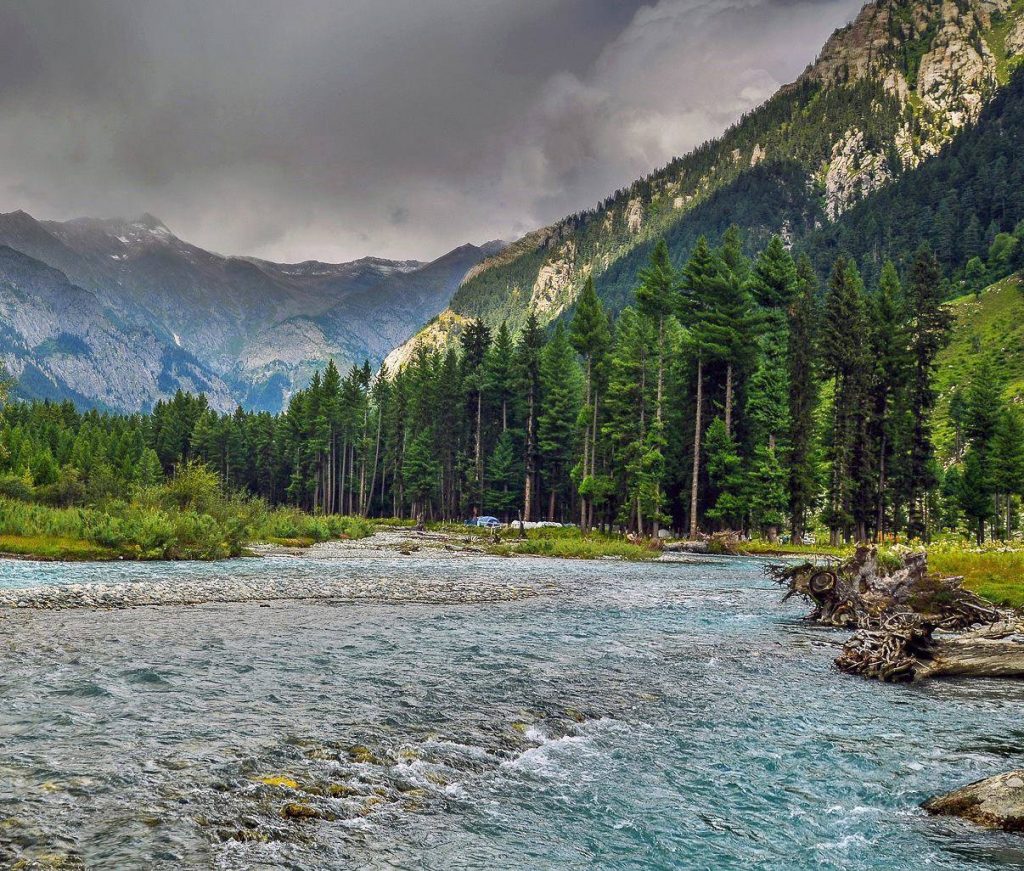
0, 577, 540, 610
0, 530, 541, 611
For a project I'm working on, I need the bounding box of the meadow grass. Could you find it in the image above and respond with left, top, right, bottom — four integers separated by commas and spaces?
742, 534, 1024, 609
0, 534, 125, 561
486, 526, 658, 561
926, 544, 1024, 609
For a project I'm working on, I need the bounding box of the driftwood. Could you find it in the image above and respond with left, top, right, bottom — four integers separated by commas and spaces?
663, 530, 740, 555
770, 546, 1023, 682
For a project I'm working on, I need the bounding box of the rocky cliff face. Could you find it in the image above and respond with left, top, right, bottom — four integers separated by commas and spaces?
805, 0, 1013, 217
387, 0, 1024, 367
0, 211, 502, 411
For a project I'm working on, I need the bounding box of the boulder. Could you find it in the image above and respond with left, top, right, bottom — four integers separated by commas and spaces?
923, 770, 1024, 831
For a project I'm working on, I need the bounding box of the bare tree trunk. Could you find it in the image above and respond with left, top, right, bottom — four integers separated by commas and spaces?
588, 393, 600, 531
365, 412, 382, 516
476, 390, 483, 511
524, 390, 535, 522
580, 358, 591, 531
724, 361, 733, 437
689, 358, 703, 540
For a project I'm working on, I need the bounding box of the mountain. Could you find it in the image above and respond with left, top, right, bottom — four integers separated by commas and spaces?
0, 210, 503, 411
389, 0, 1024, 360
0, 245, 234, 410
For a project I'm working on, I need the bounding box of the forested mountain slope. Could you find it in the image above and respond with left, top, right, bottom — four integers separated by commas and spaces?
389, 0, 1024, 363
0, 210, 502, 412
934, 275, 1024, 458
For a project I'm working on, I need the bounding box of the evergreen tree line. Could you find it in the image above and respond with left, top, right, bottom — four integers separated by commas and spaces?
7, 227, 1022, 545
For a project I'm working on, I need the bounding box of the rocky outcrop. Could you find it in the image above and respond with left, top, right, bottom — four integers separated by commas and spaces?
917, 0, 999, 127
1008, 17, 1024, 56
381, 309, 473, 372
809, 0, 1009, 185
823, 129, 894, 219
624, 198, 644, 234
530, 240, 576, 315
924, 770, 1024, 831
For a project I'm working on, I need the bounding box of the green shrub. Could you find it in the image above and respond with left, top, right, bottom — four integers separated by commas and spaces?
0, 472, 34, 502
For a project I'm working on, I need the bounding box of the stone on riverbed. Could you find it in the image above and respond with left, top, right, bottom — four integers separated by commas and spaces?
923, 770, 1024, 832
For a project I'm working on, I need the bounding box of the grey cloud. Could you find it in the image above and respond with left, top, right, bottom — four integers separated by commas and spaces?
0, 0, 862, 262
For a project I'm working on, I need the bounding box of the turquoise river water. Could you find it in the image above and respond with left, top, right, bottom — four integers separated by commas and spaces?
1, 551, 1023, 869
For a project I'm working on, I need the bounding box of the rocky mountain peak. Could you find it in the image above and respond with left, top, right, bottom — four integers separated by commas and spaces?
805, 0, 1023, 219
133, 212, 171, 233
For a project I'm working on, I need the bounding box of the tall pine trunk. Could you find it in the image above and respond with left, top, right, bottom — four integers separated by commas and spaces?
689, 358, 703, 540
724, 362, 733, 437
365, 412, 382, 516
524, 390, 535, 522
580, 358, 592, 531
476, 391, 483, 511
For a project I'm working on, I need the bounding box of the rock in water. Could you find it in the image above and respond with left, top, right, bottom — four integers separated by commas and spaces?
923, 771, 1024, 832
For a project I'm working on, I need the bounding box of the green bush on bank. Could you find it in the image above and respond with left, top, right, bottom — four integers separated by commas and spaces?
486, 525, 659, 561
0, 461, 374, 561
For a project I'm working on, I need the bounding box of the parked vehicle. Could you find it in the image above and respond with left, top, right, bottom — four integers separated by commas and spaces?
465, 516, 501, 529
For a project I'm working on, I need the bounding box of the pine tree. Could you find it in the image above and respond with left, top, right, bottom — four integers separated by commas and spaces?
403, 429, 439, 521
867, 261, 910, 538
962, 355, 1003, 542
485, 430, 521, 520
484, 321, 516, 433
569, 277, 611, 530
747, 445, 788, 541
516, 312, 544, 521
680, 236, 721, 537
703, 246, 760, 437
786, 256, 820, 541
538, 322, 582, 521
821, 257, 869, 545
992, 407, 1024, 539
460, 319, 491, 514
904, 248, 952, 539
635, 239, 680, 534
704, 417, 745, 529
603, 307, 654, 533
959, 448, 993, 546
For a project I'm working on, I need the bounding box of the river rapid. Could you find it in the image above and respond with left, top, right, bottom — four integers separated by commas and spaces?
1, 548, 1023, 869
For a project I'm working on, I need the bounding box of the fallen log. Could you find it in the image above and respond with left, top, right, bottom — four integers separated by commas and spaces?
836, 614, 1024, 682
770, 546, 1023, 682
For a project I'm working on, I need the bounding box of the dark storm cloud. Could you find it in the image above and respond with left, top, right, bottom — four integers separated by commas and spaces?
0, 0, 863, 262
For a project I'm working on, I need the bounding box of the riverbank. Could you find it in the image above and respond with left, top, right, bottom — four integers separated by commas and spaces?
738, 538, 1024, 609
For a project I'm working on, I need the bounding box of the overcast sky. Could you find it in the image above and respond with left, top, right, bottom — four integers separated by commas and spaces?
0, 0, 863, 263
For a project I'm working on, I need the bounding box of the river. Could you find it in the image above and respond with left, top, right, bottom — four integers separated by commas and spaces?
0, 548, 1022, 869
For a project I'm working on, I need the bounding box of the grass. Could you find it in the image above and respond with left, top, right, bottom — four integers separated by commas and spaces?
927, 542, 1024, 609
0, 534, 125, 561
736, 539, 853, 559
741, 533, 1024, 609
486, 527, 659, 561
